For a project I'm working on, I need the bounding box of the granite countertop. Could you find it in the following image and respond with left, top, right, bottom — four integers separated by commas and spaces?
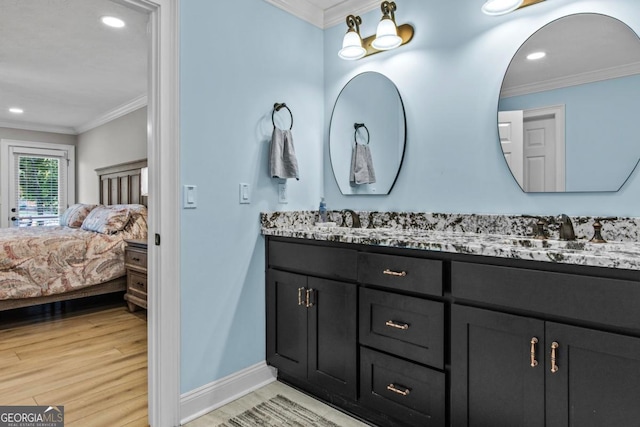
261, 211, 640, 271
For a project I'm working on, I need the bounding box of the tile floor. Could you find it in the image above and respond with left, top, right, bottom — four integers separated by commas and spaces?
185, 380, 371, 426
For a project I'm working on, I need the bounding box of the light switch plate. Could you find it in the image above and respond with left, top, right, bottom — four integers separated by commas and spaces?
239, 183, 250, 204
278, 183, 288, 204
183, 185, 197, 209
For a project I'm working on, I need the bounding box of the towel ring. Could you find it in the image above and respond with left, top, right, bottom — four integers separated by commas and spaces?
354, 123, 370, 145
272, 103, 293, 130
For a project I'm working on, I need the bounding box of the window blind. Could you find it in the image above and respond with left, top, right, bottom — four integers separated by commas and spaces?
13, 152, 67, 227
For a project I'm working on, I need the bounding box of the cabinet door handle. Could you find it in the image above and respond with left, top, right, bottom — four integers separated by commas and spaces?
530, 337, 539, 367
383, 269, 407, 277
305, 288, 315, 308
385, 320, 410, 330
387, 383, 411, 396
298, 287, 305, 306
550, 341, 559, 373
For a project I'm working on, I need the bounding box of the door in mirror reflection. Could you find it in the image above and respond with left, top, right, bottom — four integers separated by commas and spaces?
498, 13, 640, 192
329, 72, 406, 195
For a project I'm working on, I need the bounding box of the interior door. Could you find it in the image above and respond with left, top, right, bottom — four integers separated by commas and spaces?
523, 116, 557, 192
498, 110, 524, 189
545, 322, 640, 427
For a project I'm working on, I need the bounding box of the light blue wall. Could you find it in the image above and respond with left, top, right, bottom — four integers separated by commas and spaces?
180, 0, 324, 393
179, 0, 640, 396
499, 74, 640, 191
323, 0, 640, 216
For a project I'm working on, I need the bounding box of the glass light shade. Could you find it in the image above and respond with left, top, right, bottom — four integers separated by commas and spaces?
339, 31, 366, 60
481, 0, 524, 15
371, 18, 402, 50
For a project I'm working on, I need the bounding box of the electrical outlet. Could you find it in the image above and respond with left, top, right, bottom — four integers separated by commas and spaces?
278, 183, 288, 204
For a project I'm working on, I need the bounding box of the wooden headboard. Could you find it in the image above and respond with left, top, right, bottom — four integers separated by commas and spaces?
95, 159, 147, 206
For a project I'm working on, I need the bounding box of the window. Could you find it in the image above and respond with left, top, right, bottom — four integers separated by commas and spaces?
1, 140, 75, 228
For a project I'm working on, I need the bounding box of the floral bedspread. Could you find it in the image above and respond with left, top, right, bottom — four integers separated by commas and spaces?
0, 209, 147, 301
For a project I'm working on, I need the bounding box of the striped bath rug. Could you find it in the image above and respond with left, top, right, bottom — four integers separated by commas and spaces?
218, 394, 342, 427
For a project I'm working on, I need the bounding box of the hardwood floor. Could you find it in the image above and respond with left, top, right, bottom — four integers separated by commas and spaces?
0, 294, 147, 427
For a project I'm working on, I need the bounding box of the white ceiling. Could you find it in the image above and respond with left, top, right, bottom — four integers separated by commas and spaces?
0, 0, 149, 135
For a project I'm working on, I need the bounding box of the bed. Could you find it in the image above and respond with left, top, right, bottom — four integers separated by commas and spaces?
0, 159, 147, 311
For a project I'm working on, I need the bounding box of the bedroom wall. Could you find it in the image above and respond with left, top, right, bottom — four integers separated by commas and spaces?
180, 0, 324, 393
0, 127, 76, 146
322, 0, 640, 217
76, 107, 147, 204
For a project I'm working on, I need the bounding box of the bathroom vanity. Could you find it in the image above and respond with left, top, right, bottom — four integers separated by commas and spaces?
263, 212, 640, 427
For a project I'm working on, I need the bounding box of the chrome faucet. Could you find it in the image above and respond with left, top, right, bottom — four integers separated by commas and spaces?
558, 214, 576, 241
342, 209, 361, 228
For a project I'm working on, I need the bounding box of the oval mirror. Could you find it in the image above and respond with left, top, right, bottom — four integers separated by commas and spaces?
498, 13, 640, 192
330, 72, 406, 195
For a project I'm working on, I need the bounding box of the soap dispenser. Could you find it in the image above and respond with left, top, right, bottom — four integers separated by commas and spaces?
318, 197, 327, 223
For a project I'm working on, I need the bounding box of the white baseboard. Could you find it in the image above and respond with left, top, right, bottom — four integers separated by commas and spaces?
179, 361, 277, 425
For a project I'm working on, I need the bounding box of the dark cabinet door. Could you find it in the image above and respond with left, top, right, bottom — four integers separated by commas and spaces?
307, 277, 357, 399
266, 269, 308, 379
451, 305, 545, 427
546, 322, 640, 427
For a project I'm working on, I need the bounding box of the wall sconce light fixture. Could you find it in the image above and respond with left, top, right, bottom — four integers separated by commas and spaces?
482, 0, 545, 16
339, 15, 367, 60
339, 1, 414, 61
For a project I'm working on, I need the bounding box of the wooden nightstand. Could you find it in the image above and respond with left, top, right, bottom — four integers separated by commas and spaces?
124, 239, 148, 312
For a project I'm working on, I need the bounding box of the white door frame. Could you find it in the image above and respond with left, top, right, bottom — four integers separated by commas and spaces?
118, 0, 181, 425
0, 139, 76, 228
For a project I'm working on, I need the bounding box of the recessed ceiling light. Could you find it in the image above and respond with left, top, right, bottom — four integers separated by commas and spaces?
527, 51, 546, 60
101, 16, 125, 28
9, 107, 24, 114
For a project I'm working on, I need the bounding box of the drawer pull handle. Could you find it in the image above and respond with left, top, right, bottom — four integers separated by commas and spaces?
132, 257, 141, 262
136, 281, 145, 287
383, 269, 407, 277
385, 320, 409, 330
298, 287, 305, 306
550, 341, 559, 373
305, 288, 315, 308
530, 337, 538, 367
387, 383, 411, 396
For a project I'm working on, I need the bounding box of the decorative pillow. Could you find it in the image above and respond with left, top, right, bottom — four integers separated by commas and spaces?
81, 205, 131, 234
59, 204, 98, 228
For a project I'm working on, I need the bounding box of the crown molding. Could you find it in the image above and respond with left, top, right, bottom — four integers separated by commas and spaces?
264, 0, 380, 29
501, 61, 640, 98
75, 94, 148, 134
0, 120, 76, 135
264, 0, 324, 28
324, 0, 380, 29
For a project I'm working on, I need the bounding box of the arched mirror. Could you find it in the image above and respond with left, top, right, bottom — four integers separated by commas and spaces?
330, 72, 406, 195
498, 13, 640, 192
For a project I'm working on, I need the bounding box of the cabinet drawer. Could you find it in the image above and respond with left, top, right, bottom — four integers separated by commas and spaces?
452, 261, 640, 331
360, 288, 444, 368
268, 240, 357, 281
360, 347, 445, 427
128, 270, 147, 295
125, 248, 147, 270
358, 253, 442, 296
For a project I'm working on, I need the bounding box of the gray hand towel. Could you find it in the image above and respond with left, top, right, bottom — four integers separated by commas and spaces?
270, 128, 299, 180
350, 143, 376, 185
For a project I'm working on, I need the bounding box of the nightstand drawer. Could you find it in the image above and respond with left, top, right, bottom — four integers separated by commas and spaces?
360, 288, 444, 368
127, 270, 147, 295
360, 347, 445, 427
125, 248, 147, 270
358, 253, 442, 296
